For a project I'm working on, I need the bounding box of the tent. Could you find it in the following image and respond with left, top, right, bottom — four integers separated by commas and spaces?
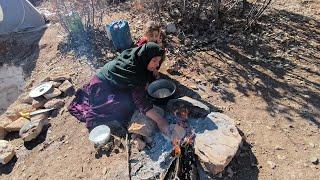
0, 0, 45, 35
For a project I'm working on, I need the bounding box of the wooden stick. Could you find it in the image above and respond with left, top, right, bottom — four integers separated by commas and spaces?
126, 133, 131, 180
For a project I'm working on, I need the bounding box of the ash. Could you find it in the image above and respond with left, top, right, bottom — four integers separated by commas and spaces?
131, 133, 174, 180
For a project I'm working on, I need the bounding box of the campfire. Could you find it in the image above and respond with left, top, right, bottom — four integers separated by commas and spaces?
165, 105, 200, 180
129, 96, 242, 180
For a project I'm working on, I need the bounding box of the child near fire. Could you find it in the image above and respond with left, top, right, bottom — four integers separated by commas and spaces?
136, 21, 166, 79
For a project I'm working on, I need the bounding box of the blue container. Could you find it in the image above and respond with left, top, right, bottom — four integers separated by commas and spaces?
106, 20, 133, 51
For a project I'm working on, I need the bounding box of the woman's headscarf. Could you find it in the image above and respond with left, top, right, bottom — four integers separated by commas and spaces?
97, 42, 164, 88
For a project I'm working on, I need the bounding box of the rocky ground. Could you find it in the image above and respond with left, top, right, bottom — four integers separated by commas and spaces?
0, 0, 319, 179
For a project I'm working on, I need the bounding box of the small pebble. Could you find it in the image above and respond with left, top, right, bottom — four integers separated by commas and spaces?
309, 143, 315, 148
310, 157, 319, 165
267, 161, 276, 169
274, 146, 285, 150
103, 167, 108, 175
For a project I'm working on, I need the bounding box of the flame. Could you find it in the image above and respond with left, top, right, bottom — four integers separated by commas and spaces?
173, 107, 190, 120
172, 138, 181, 156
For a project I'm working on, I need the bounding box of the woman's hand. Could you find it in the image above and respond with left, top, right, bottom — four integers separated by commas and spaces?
146, 108, 169, 135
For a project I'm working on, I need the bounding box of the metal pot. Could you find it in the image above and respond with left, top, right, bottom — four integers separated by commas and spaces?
147, 79, 176, 105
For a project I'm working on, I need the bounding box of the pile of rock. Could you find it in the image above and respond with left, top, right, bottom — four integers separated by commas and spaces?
0, 73, 74, 164
128, 96, 242, 177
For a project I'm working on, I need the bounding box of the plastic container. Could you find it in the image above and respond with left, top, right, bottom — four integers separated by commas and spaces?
89, 125, 111, 146
106, 20, 133, 51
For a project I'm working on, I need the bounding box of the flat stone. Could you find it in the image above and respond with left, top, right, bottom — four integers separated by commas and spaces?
20, 116, 48, 142
19, 93, 33, 104
32, 96, 47, 109
190, 112, 242, 174
0, 115, 12, 128
5, 117, 30, 132
50, 73, 71, 82
58, 80, 74, 94
30, 113, 48, 122
167, 96, 210, 118
128, 106, 163, 137
130, 133, 174, 180
49, 81, 62, 88
44, 99, 65, 109
6, 103, 34, 120
43, 88, 62, 100
2, 109, 20, 121
0, 140, 15, 164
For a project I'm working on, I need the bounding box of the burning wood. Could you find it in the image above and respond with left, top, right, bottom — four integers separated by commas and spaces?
165, 104, 199, 179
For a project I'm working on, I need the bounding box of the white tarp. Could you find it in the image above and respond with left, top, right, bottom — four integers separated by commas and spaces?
0, 0, 45, 35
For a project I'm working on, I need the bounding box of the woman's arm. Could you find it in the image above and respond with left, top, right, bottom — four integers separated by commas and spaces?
132, 87, 169, 134
146, 108, 169, 134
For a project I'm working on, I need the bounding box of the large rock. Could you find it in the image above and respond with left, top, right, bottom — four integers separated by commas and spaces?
32, 96, 47, 109
20, 114, 48, 142
0, 140, 15, 164
58, 80, 74, 94
5, 103, 34, 121
44, 98, 65, 109
0, 115, 13, 139
190, 112, 242, 174
43, 88, 62, 100
5, 117, 30, 132
128, 106, 163, 137
167, 96, 210, 118
49, 81, 62, 88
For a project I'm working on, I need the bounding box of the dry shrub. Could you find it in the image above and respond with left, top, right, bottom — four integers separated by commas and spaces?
138, 0, 272, 32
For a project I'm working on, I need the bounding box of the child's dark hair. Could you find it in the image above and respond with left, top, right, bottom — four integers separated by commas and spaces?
144, 21, 161, 36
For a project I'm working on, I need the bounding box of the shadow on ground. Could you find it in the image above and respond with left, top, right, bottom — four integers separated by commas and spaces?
175, 9, 319, 127
24, 124, 51, 150
161, 74, 223, 113
0, 156, 17, 175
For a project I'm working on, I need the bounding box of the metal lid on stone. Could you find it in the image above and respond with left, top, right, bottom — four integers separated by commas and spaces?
29, 82, 53, 98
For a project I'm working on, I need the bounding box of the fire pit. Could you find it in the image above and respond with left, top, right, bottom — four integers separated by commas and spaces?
129, 96, 242, 179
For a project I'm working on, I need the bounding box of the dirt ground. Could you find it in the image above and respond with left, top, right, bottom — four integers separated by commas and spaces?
0, 0, 319, 179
